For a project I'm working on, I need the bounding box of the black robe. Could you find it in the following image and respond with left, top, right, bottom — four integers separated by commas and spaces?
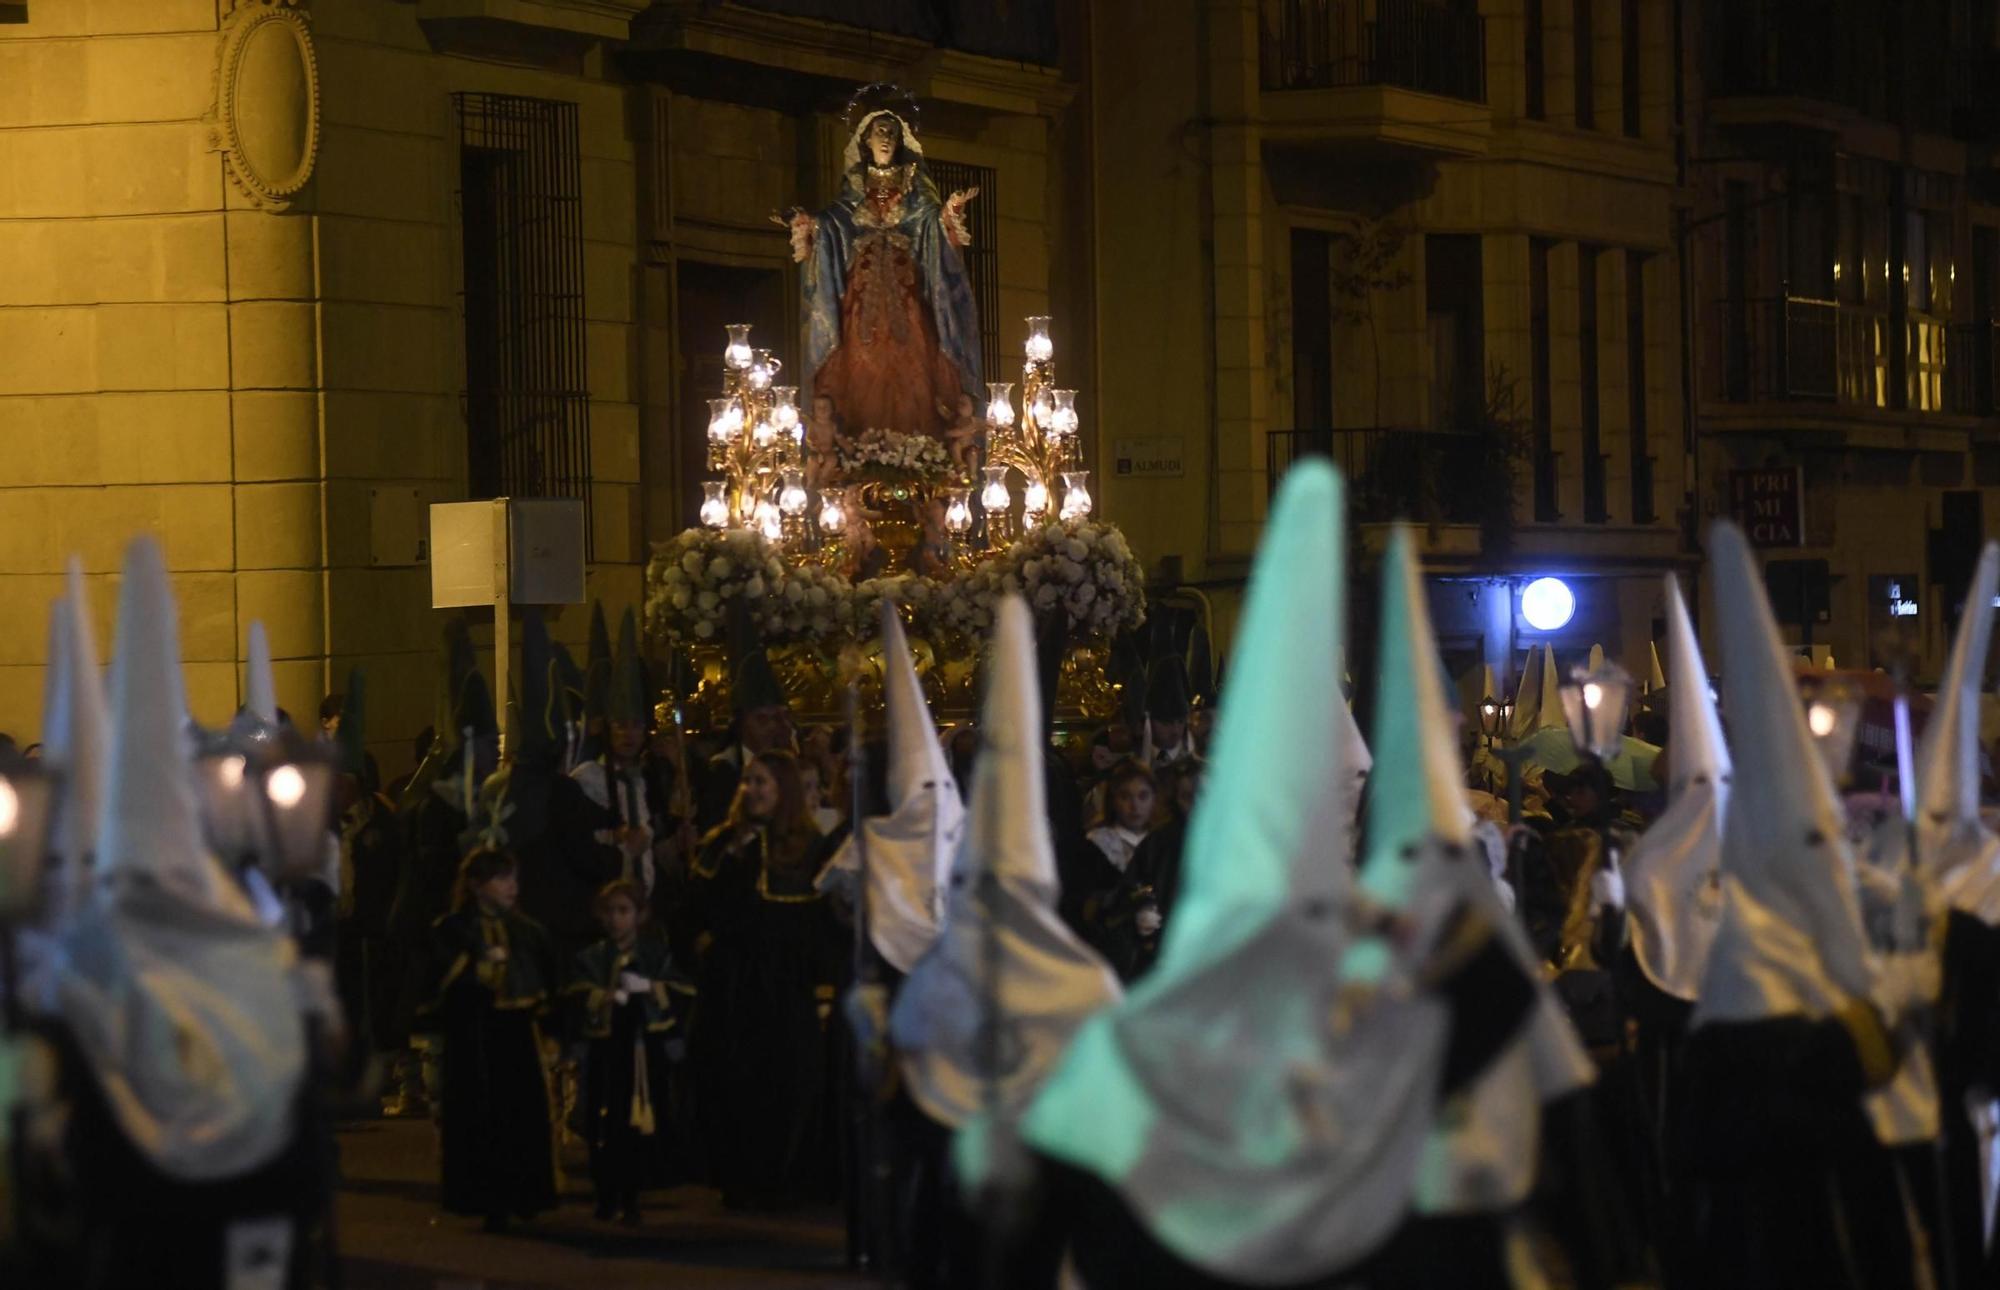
1939, 909, 2000, 1290
1095, 818, 1188, 982
1676, 1006, 1925, 1290
686, 824, 842, 1207
566, 936, 690, 1212
508, 771, 624, 979
388, 788, 470, 1040
420, 905, 560, 1221
41, 1023, 320, 1290
335, 792, 407, 1058
1031, 902, 1541, 1290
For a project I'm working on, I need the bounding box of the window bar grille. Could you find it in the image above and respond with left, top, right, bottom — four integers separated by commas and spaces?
454, 91, 593, 552
927, 158, 1001, 386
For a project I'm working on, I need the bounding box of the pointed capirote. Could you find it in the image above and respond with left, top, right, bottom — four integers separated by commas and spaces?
1533, 641, 1565, 732
1648, 640, 1667, 693
1587, 642, 1606, 673
96, 538, 253, 917
1026, 463, 1456, 1282
1505, 643, 1542, 739
1915, 542, 2000, 919
889, 595, 1118, 1129
1333, 677, 1372, 835
1362, 524, 1594, 1215
1622, 573, 1732, 1001
819, 599, 966, 974
244, 620, 278, 727
1694, 521, 1876, 1026
56, 534, 305, 1183
43, 558, 111, 919
1362, 526, 1473, 886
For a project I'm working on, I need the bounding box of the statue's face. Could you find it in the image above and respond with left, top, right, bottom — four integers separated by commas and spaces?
866, 116, 899, 166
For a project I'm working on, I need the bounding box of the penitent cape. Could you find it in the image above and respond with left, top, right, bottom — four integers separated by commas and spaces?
1623, 573, 1732, 1002
1023, 464, 1454, 1283
55, 536, 306, 1181
818, 599, 966, 974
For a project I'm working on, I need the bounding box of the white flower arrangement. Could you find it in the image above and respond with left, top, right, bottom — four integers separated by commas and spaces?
646, 516, 1146, 650
836, 427, 955, 483
646, 528, 844, 646
996, 518, 1147, 638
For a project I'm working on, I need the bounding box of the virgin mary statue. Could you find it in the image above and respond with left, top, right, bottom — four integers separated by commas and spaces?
787, 99, 983, 441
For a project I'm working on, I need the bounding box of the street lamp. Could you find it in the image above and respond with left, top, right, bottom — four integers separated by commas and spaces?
0, 753, 57, 1032
1560, 660, 1635, 763
194, 729, 339, 884
1521, 576, 1577, 633
1800, 674, 1864, 786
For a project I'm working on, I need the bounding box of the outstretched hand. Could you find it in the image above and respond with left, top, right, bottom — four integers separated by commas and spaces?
946, 186, 980, 210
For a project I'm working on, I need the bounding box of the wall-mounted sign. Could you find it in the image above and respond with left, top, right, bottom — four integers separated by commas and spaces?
1870, 574, 1920, 620
1112, 436, 1184, 478
1730, 467, 1804, 547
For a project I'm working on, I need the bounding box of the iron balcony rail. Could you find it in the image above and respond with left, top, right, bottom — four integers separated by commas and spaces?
1261, 0, 1487, 102
1269, 426, 1492, 524
1709, 296, 1885, 407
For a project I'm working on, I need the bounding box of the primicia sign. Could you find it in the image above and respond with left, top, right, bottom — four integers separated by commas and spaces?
1729, 468, 1804, 548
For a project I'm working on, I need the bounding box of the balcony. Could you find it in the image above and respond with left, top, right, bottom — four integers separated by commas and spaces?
1705, 297, 1994, 439
1708, 296, 1887, 407
1259, 0, 1491, 159
1269, 426, 1495, 526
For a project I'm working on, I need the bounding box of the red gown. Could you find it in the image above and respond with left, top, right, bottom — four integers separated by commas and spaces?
812, 171, 969, 439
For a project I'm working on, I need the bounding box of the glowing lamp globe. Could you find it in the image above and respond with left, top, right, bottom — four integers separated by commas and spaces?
1024, 316, 1054, 363
699, 482, 729, 529
986, 383, 1016, 429
945, 488, 973, 535
723, 324, 753, 370
981, 465, 1011, 511
1520, 577, 1576, 632
1022, 478, 1050, 516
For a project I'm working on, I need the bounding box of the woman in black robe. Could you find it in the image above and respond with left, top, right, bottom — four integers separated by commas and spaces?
686, 749, 841, 1209
418, 847, 560, 1230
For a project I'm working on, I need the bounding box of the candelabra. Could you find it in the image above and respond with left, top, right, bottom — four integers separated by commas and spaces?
981, 315, 1091, 547
702, 323, 806, 544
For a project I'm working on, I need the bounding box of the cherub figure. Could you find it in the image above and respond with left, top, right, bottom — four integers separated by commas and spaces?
915, 495, 954, 578
937, 391, 985, 479
804, 393, 847, 492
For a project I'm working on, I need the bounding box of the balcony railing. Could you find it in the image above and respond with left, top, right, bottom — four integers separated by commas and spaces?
1261, 0, 1486, 102
1269, 426, 1493, 524
1709, 296, 1887, 407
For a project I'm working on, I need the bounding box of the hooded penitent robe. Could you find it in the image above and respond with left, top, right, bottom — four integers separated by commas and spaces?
1022, 472, 1537, 1290
51, 537, 317, 1288
1678, 521, 1925, 1290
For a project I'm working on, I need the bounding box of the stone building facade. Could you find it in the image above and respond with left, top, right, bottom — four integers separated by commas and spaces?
0, 0, 1076, 767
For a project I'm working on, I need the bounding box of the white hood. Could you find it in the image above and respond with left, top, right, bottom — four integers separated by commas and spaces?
55, 536, 306, 1181
1359, 526, 1593, 1217
244, 619, 278, 728
1623, 573, 1730, 1001
890, 597, 1120, 1131
1025, 464, 1456, 1283
1694, 521, 1878, 1029
817, 601, 965, 973
1916, 542, 2000, 923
